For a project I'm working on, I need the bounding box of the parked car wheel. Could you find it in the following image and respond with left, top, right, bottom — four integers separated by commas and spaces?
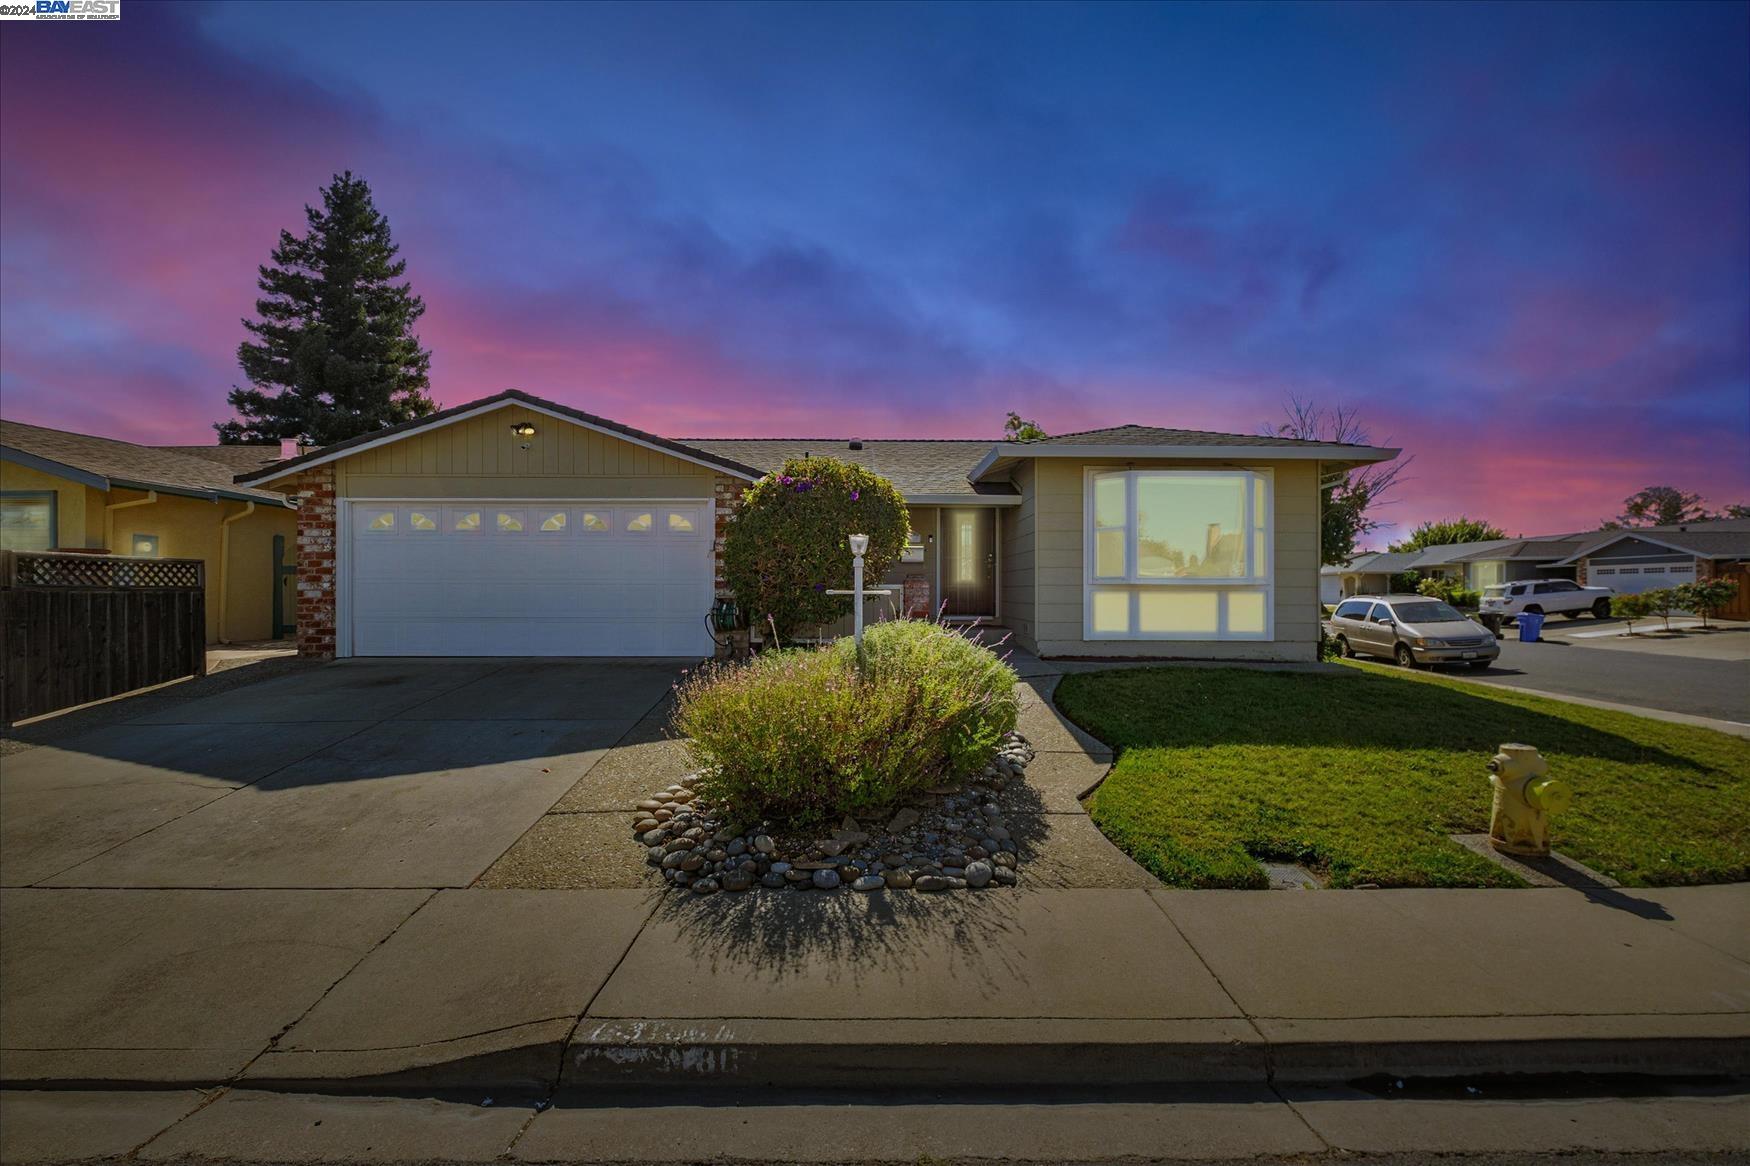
1468, 660, 1491, 670
1336, 635, 1354, 658
1592, 598, 1612, 618
1394, 643, 1418, 669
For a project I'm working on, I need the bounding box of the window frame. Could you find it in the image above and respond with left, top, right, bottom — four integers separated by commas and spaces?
1082, 468, 1274, 642
0, 491, 58, 552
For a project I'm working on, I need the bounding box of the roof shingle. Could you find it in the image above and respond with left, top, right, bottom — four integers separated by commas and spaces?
1, 421, 289, 505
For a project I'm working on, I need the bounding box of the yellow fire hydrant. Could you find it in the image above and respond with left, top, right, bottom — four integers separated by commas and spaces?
1487, 743, 1571, 856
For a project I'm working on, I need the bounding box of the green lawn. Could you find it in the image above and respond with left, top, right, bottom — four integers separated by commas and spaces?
1056, 662, 1750, 889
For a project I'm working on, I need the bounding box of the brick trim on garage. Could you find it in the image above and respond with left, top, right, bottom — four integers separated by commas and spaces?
714, 472, 745, 599
291, 465, 337, 660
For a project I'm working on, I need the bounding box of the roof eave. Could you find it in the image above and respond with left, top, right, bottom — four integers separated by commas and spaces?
968, 442, 1400, 483
240, 390, 763, 485
1, 445, 111, 491
1551, 532, 1725, 567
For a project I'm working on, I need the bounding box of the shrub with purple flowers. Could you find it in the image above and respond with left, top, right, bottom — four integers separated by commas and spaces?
722, 455, 908, 640
674, 621, 1019, 825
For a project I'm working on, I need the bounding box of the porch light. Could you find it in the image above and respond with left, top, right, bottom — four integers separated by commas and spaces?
848, 533, 870, 556
510, 422, 536, 438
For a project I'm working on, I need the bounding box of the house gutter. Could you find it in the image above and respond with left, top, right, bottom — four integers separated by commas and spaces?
217, 502, 255, 643
104, 490, 158, 551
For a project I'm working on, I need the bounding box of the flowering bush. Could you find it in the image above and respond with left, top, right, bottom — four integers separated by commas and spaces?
673, 622, 1019, 825
721, 455, 908, 641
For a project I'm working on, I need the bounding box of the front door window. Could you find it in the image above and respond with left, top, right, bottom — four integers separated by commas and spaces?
940, 508, 995, 617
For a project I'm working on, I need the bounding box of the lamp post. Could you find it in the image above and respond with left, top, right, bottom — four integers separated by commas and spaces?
826, 532, 889, 658
848, 532, 870, 649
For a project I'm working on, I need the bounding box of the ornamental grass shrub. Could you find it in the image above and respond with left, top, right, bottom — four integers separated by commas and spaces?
673, 621, 1019, 825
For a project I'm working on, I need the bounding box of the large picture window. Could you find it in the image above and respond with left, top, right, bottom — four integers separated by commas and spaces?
1084, 469, 1271, 640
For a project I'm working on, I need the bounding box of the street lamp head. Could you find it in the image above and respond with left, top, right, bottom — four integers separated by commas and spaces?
848, 532, 870, 557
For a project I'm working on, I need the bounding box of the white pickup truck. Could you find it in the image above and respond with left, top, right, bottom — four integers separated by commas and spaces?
1480, 579, 1614, 621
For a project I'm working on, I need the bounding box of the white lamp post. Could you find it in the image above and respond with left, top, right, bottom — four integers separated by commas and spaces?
826, 532, 889, 656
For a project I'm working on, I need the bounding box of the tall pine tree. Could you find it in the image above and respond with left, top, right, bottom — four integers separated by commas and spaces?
216, 172, 436, 444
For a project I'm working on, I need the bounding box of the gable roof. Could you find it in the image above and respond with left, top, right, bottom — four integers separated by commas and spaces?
1553, 518, 1750, 565
152, 444, 283, 474
1447, 536, 1587, 564
238, 389, 765, 484
681, 438, 1017, 502
229, 389, 1397, 500
1, 420, 291, 506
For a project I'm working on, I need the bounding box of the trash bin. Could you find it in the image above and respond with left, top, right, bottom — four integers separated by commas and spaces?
1517, 610, 1545, 642
1478, 612, 1504, 637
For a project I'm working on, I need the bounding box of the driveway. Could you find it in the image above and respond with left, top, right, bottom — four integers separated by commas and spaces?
0, 658, 688, 889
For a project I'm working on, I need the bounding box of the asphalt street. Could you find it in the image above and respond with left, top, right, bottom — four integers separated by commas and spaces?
1441, 631, 1749, 725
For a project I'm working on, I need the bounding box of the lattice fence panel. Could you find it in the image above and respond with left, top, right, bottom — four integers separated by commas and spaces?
5, 552, 203, 590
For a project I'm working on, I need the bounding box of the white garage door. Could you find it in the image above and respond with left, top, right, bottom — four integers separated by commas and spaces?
346, 501, 714, 657
1590, 560, 1696, 595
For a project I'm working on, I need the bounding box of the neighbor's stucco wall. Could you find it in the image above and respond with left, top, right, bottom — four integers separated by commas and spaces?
0, 461, 106, 548
0, 462, 294, 642
1027, 457, 1321, 661
1000, 461, 1038, 652
332, 405, 716, 500
106, 488, 297, 643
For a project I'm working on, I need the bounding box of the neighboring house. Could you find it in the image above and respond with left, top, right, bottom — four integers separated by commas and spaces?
0, 421, 298, 643
238, 389, 1396, 661
1320, 551, 1423, 602
1554, 519, 1750, 609
1446, 537, 1586, 591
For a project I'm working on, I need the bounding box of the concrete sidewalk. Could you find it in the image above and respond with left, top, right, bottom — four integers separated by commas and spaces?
5, 882, 1745, 1092
4, 1083, 1748, 1164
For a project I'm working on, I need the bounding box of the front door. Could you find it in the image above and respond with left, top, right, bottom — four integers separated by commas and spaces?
940, 507, 996, 618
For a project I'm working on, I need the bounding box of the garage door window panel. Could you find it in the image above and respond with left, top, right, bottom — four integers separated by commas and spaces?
622, 510, 653, 533
578, 511, 609, 532
538, 510, 567, 533
449, 509, 481, 532
496, 510, 526, 533
1084, 469, 1272, 641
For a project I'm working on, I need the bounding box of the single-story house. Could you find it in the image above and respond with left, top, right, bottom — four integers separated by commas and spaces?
0, 420, 298, 643
238, 389, 1396, 661
1445, 537, 1585, 591
1556, 519, 1750, 611
1319, 551, 1423, 603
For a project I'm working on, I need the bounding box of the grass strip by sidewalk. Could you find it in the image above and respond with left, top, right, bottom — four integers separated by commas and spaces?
1056, 661, 1750, 889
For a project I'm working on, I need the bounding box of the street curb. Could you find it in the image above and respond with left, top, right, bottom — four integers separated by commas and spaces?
6, 1028, 1746, 1094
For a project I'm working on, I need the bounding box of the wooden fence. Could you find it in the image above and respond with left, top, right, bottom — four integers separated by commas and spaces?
0, 550, 207, 724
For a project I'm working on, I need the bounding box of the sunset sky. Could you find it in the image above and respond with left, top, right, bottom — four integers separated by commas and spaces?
2, 1, 1745, 541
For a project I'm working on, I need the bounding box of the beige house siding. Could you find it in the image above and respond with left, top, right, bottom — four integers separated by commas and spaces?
1000, 461, 1038, 652
1028, 457, 1321, 661
332, 405, 715, 501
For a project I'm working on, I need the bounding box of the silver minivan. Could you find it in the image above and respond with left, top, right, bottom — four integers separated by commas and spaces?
1328, 594, 1499, 670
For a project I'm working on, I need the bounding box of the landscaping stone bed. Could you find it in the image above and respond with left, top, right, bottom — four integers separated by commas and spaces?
630, 731, 1036, 894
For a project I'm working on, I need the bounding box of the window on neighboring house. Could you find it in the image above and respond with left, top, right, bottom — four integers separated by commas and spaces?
130, 534, 161, 558
0, 493, 56, 551
1085, 470, 1272, 640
